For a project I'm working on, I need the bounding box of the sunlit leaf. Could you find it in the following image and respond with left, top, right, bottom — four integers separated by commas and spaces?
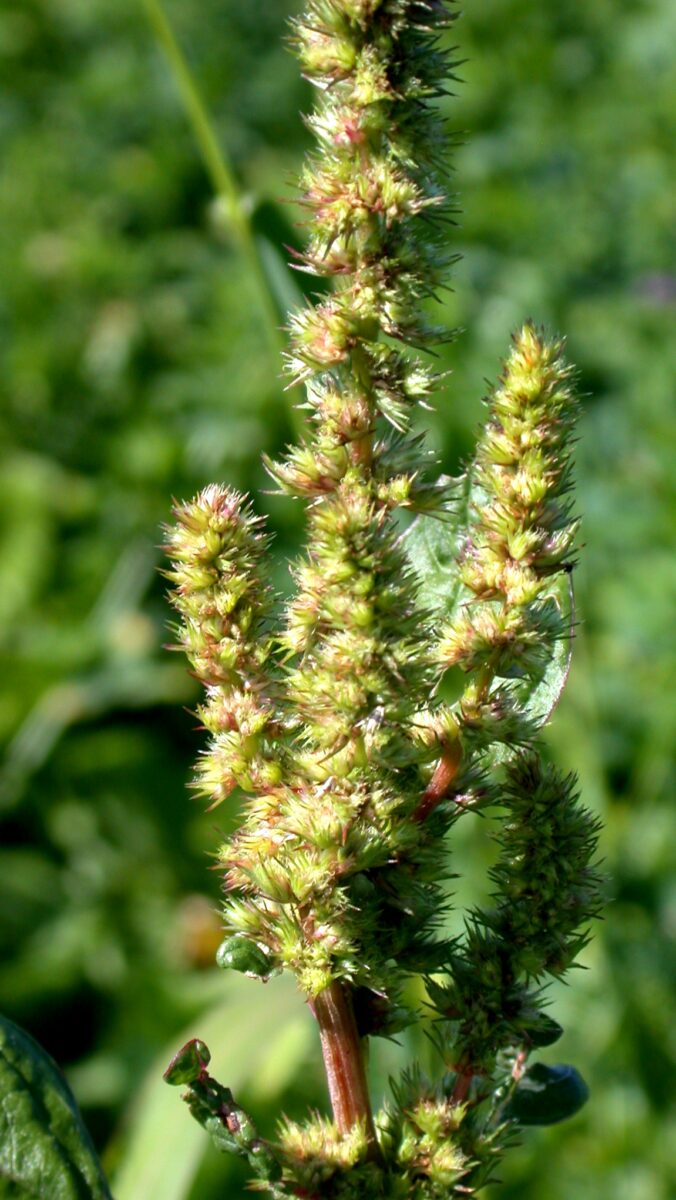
404, 472, 479, 619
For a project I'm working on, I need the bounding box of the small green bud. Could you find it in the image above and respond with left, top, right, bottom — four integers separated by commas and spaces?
216, 936, 274, 980
163, 1038, 211, 1086
520, 1012, 565, 1048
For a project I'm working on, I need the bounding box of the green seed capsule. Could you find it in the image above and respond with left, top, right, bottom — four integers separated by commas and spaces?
216, 936, 272, 979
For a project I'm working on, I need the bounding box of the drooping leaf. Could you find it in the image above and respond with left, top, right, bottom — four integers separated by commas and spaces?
0, 1013, 113, 1200
505, 1062, 589, 1126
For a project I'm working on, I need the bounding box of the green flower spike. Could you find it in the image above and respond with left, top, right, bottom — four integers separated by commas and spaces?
163, 3, 602, 1195
164, 485, 284, 809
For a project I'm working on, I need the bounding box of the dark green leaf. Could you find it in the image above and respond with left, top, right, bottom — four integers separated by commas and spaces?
521, 1013, 565, 1049
0, 1013, 112, 1200
506, 1062, 589, 1126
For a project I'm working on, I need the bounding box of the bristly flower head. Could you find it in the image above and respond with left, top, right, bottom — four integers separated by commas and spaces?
209, 0, 467, 1016
164, 485, 283, 808
164, 2, 601, 1193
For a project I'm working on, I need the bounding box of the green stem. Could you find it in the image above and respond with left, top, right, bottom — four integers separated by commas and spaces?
141, 0, 304, 435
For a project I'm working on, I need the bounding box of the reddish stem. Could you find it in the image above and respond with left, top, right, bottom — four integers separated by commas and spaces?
450, 1070, 473, 1104
413, 738, 462, 824
312, 981, 379, 1157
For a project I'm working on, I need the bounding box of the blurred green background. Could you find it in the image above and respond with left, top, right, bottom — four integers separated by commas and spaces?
1, 1, 674, 1197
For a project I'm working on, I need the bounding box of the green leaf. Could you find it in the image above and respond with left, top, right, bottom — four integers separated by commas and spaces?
404, 472, 477, 619
506, 1062, 589, 1126
0, 1013, 113, 1200
525, 573, 575, 726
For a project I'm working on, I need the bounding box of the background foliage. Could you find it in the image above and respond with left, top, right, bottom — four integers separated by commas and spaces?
1, 1, 674, 1197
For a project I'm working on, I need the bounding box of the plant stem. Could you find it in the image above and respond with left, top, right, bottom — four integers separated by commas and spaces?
413, 738, 463, 825
451, 1070, 473, 1104
141, 0, 304, 436
312, 982, 379, 1157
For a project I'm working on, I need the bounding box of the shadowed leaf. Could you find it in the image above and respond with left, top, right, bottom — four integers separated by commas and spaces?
0, 1014, 112, 1200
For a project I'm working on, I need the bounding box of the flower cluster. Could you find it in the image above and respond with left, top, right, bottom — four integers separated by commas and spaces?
433, 323, 579, 764
164, 1, 602, 1194
428, 756, 602, 1079
165, 485, 283, 807
210, 0, 465, 1018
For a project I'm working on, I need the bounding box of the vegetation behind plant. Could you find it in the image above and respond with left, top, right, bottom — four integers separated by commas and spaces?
1, 2, 674, 1198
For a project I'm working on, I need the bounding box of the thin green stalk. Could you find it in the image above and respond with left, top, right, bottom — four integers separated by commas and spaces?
142, 0, 304, 436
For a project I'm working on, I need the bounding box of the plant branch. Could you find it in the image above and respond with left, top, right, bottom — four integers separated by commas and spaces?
413, 737, 463, 824
312, 982, 379, 1158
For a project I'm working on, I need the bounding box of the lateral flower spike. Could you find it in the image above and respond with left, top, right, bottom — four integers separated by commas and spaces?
459, 322, 578, 610
435, 323, 580, 761
162, 2, 602, 1195
165, 485, 284, 809
427, 754, 602, 1080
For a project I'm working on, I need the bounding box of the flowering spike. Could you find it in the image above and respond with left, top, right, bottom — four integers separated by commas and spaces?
165, 485, 284, 808
427, 754, 602, 1079
426, 324, 581, 767
162, 3, 602, 1194
220, 0, 463, 1038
